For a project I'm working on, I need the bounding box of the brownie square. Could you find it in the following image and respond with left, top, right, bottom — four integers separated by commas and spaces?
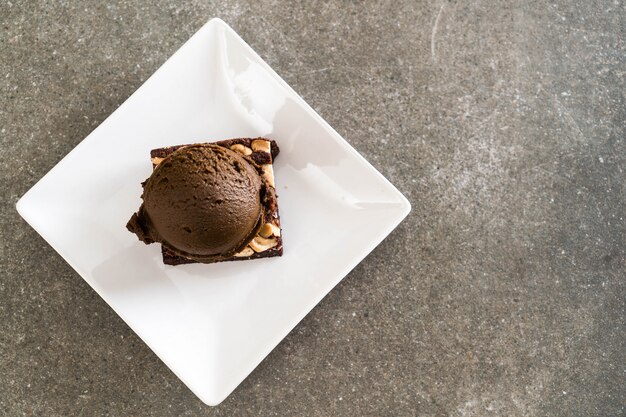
149, 138, 283, 265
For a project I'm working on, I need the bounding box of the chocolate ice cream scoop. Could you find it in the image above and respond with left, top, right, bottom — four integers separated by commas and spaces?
127, 144, 264, 262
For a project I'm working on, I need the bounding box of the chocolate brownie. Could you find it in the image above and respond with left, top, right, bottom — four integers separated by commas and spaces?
149, 138, 283, 265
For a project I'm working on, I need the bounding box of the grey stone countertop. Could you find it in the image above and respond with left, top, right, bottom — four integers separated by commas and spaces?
1, 1, 624, 416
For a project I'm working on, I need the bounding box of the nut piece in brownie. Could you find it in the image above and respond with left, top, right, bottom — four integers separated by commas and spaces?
150, 138, 282, 265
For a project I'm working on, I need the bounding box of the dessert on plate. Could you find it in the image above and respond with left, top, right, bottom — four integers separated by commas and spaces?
127, 138, 282, 265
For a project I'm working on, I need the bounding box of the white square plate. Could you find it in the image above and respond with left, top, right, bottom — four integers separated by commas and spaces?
16, 18, 410, 405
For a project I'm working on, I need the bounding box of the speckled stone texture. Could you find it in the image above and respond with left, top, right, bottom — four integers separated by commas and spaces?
1, 1, 624, 416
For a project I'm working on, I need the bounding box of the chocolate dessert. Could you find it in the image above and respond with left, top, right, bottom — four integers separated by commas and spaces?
127, 138, 283, 265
